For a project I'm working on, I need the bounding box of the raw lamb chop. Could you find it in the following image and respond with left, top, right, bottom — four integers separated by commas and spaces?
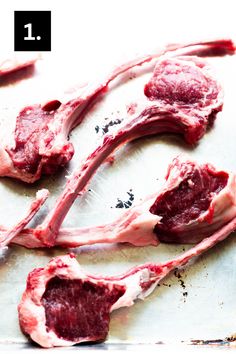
45, 156, 236, 247
0, 188, 48, 248
0, 39, 234, 183
150, 156, 236, 243
30, 52, 228, 247
18, 215, 236, 348
6, 156, 236, 249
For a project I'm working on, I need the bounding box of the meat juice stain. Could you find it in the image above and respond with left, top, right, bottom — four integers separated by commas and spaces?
174, 270, 188, 302
191, 339, 226, 345
95, 118, 122, 134
115, 190, 134, 209
162, 283, 171, 288
126, 102, 138, 115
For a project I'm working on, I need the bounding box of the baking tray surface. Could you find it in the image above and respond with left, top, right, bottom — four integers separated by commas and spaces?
0, 48, 236, 350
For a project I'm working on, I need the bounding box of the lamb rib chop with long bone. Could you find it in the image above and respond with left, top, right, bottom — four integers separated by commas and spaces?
5, 155, 236, 249
18, 211, 236, 348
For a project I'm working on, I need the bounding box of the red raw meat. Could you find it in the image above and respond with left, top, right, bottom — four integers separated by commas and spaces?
18, 215, 236, 348
150, 156, 236, 243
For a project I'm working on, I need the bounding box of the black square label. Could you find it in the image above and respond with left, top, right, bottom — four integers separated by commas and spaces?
14, 11, 51, 51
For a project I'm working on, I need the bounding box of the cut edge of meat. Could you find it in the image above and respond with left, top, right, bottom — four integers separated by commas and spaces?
144, 56, 223, 107
150, 156, 236, 243
42, 276, 125, 343
18, 254, 126, 347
